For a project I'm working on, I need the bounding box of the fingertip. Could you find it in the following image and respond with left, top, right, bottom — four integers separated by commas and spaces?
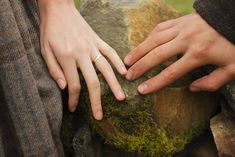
119, 66, 128, 76
189, 85, 202, 92
69, 103, 77, 112
189, 76, 208, 92
138, 83, 148, 94
57, 79, 67, 89
70, 107, 76, 112
116, 90, 126, 101
68, 97, 79, 113
95, 110, 103, 120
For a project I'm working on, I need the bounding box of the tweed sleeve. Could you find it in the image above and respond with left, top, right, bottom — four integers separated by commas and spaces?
193, 0, 235, 44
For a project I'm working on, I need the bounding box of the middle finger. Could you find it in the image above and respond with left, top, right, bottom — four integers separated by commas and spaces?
94, 54, 126, 101
126, 38, 184, 80
78, 58, 103, 120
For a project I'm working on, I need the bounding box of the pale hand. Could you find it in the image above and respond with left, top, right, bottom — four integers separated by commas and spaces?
39, 1, 127, 120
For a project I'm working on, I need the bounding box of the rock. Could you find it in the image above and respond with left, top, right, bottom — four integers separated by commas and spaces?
174, 131, 218, 157
79, 0, 179, 58
210, 100, 235, 157
76, 0, 220, 156
220, 81, 235, 112
153, 87, 219, 135
73, 124, 103, 157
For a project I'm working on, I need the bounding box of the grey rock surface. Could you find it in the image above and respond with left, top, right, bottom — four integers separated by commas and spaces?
221, 82, 235, 112
210, 100, 235, 157
73, 125, 102, 157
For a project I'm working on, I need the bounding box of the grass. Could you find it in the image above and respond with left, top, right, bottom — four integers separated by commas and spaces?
166, 0, 194, 15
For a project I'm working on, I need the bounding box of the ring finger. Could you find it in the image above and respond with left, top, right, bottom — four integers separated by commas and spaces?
126, 38, 184, 80
78, 57, 103, 120
94, 53, 125, 101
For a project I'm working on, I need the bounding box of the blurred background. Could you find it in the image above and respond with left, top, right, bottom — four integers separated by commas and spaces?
75, 0, 194, 15
166, 0, 194, 14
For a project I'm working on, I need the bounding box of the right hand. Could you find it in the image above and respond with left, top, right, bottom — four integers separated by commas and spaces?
124, 13, 235, 94
39, 0, 127, 120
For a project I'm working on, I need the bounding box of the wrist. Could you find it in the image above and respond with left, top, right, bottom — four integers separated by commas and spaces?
38, 0, 75, 18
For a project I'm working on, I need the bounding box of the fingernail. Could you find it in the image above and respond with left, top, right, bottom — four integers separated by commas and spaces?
138, 84, 148, 94
95, 110, 103, 120
57, 79, 66, 89
117, 90, 125, 100
126, 70, 133, 80
124, 55, 132, 65
190, 85, 201, 92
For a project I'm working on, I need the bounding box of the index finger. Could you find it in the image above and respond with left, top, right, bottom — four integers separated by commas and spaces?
124, 27, 178, 66
137, 55, 201, 94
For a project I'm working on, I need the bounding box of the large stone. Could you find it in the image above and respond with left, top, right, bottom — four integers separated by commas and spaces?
220, 82, 235, 112
75, 0, 220, 156
210, 100, 235, 157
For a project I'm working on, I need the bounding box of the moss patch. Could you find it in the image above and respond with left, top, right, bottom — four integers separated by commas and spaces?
82, 87, 206, 157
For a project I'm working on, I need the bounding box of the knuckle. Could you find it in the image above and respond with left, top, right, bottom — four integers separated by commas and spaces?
49, 69, 58, 78
105, 64, 113, 73
153, 48, 166, 60
92, 103, 101, 109
190, 42, 211, 59
70, 84, 81, 94
59, 44, 76, 58
100, 41, 112, 51
182, 29, 197, 40
152, 35, 162, 45
206, 83, 218, 92
203, 78, 218, 92
163, 68, 177, 81
180, 26, 199, 41
226, 65, 235, 77
61, 49, 74, 58
130, 65, 141, 76
90, 80, 100, 90
155, 23, 164, 31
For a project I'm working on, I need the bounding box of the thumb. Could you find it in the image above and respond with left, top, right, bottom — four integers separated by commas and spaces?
190, 67, 232, 92
41, 46, 67, 89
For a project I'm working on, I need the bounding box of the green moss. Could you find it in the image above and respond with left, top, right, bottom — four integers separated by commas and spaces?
78, 75, 207, 157
83, 90, 205, 157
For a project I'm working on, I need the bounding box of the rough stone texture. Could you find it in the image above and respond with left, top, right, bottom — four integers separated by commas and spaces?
79, 0, 179, 58
73, 0, 220, 156
73, 125, 103, 157
174, 131, 218, 157
153, 87, 219, 135
220, 82, 235, 112
210, 100, 235, 157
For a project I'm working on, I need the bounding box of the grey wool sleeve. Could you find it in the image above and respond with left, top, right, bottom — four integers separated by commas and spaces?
0, 0, 64, 156
193, 0, 235, 44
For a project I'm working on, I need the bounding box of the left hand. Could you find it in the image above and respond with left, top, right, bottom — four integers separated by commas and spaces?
124, 13, 235, 94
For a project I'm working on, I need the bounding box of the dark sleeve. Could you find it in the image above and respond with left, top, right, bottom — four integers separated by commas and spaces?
193, 0, 235, 44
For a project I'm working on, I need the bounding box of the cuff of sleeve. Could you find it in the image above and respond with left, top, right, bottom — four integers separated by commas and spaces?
193, 0, 235, 44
